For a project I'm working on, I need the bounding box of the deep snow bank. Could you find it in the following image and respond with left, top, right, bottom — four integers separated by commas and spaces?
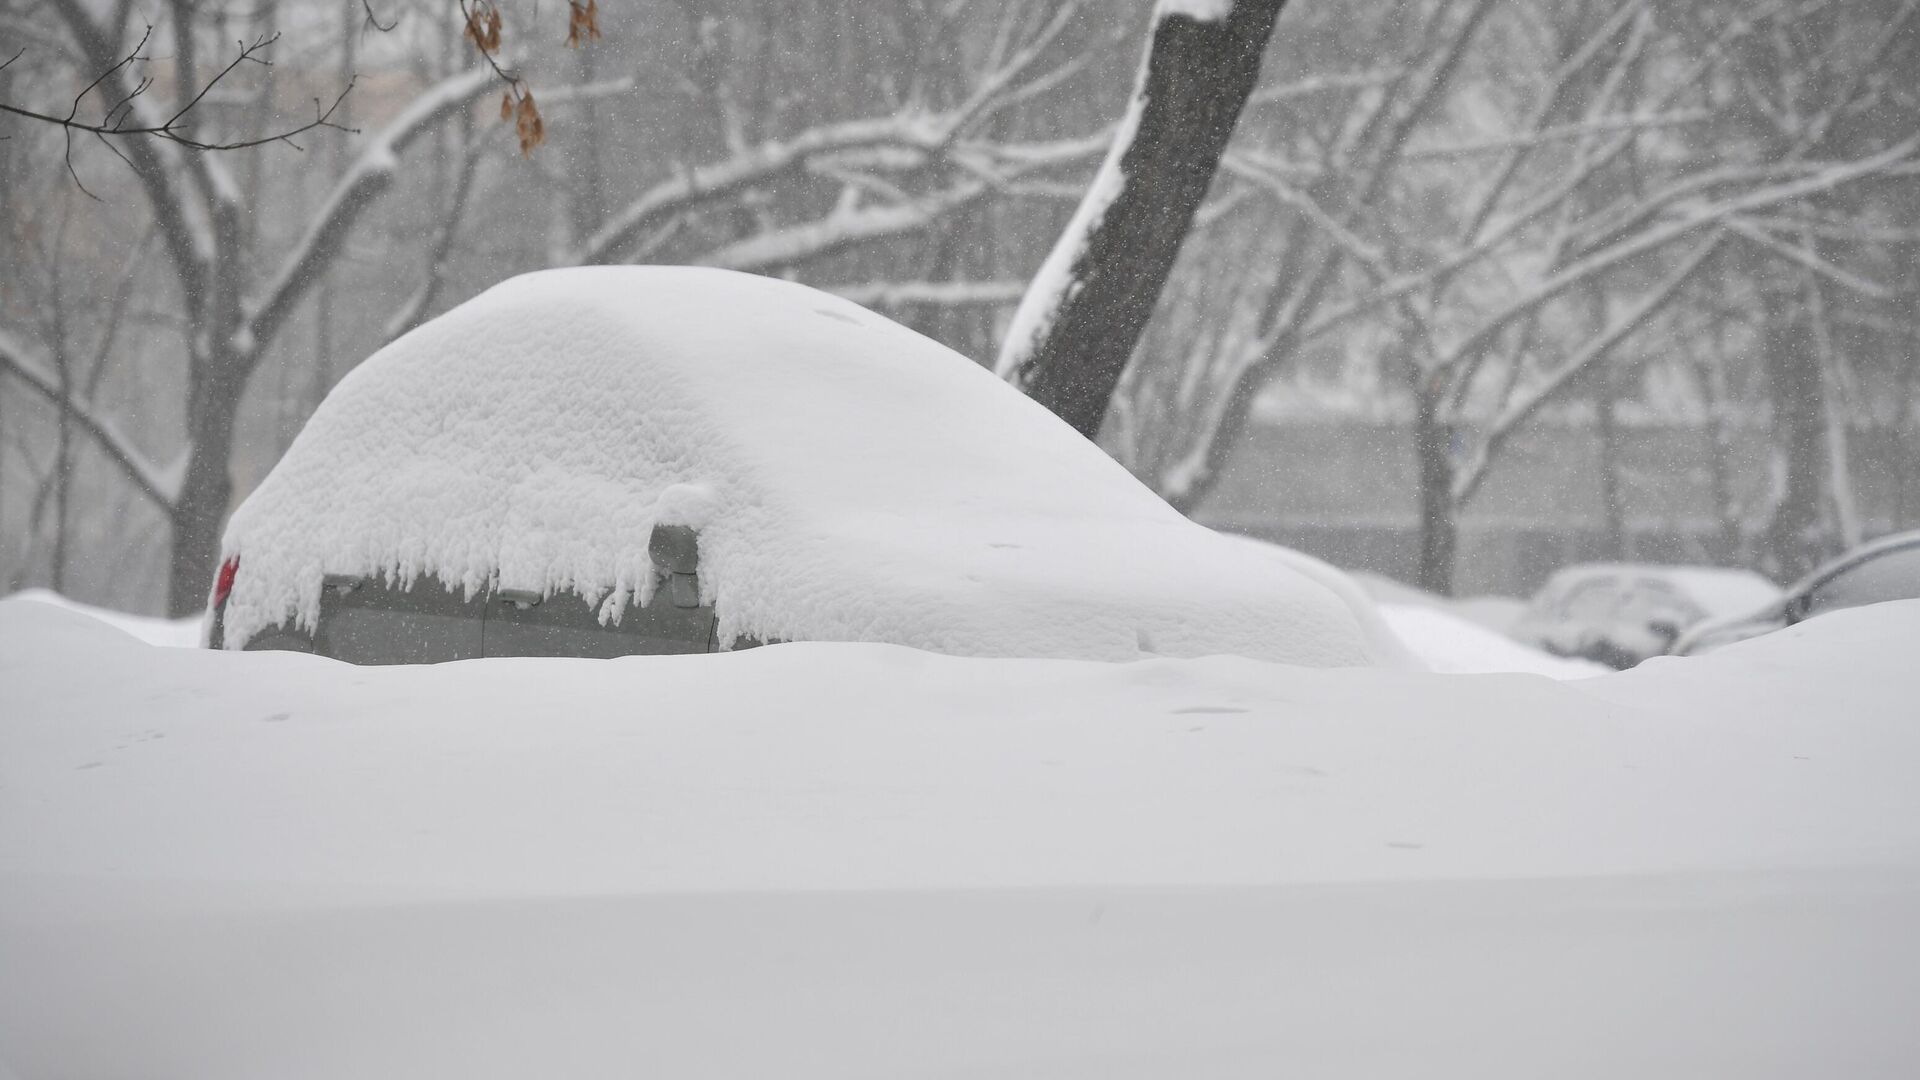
1379, 602, 1608, 678
220, 267, 1397, 667
3, 588, 200, 647
5, 598, 1920, 1078
7, 597, 1919, 894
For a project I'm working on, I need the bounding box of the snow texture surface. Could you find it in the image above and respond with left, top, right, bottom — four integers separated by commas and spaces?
219, 267, 1399, 667
5, 589, 201, 647
1378, 602, 1608, 678
5, 597, 1920, 1077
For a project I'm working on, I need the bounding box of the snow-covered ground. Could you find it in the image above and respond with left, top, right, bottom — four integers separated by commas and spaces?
1377, 601, 1609, 678
5, 588, 201, 647
4, 595, 1919, 1077
1339, 571, 1602, 676
1351, 569, 1529, 636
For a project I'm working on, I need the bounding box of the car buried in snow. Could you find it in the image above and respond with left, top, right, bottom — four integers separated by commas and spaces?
1670, 530, 1920, 657
207, 267, 1411, 670
1510, 563, 1782, 669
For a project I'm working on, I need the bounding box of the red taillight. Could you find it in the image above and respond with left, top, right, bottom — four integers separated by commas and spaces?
212, 556, 240, 609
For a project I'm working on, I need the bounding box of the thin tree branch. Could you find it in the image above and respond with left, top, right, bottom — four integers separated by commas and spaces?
245, 64, 495, 354
0, 329, 178, 508
695, 182, 988, 274
1452, 236, 1724, 504
0, 32, 358, 153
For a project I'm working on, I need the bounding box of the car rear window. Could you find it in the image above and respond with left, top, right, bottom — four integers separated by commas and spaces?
1805, 545, 1920, 617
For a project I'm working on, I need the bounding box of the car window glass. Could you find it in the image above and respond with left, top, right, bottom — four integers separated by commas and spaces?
316, 577, 485, 664
325, 607, 485, 664
306, 574, 716, 663
483, 589, 714, 658
1804, 546, 1920, 617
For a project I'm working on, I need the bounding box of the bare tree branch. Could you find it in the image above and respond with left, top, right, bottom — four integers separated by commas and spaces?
1723, 217, 1893, 299
382, 134, 490, 342
697, 182, 988, 274
1452, 236, 1726, 504
0, 329, 178, 509
827, 280, 1027, 309
0, 30, 357, 155
245, 65, 496, 353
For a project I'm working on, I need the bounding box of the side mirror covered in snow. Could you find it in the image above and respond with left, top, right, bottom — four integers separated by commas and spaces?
650, 524, 703, 610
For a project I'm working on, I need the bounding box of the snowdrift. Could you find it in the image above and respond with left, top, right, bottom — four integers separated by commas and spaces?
219, 267, 1400, 667
5, 598, 1920, 1077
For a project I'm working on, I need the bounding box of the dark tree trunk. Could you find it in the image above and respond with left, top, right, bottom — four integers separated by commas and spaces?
168, 466, 231, 617
1000, 0, 1288, 439
1587, 288, 1625, 560
1695, 314, 1746, 564
1413, 392, 1459, 596
1596, 376, 1625, 561
51, 347, 71, 595
568, 36, 607, 244
1702, 378, 1744, 564
166, 363, 243, 617
1759, 308, 1834, 582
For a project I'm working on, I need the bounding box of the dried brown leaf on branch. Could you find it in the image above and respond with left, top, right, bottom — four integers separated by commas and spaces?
512, 89, 544, 156
463, 1, 504, 54
566, 0, 602, 48
459, 0, 597, 156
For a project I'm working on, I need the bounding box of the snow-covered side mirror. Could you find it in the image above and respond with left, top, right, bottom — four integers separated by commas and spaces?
649, 524, 702, 609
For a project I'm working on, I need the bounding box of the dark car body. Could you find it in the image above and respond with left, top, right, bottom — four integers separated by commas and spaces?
208, 525, 721, 663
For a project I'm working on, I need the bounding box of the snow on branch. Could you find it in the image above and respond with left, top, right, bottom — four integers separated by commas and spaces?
571, 114, 951, 266
1451, 236, 1725, 504
245, 65, 497, 354
1404, 109, 1713, 163
696, 183, 989, 275
571, 11, 1089, 268
827, 280, 1028, 309
1159, 0, 1238, 21
1722, 218, 1892, 299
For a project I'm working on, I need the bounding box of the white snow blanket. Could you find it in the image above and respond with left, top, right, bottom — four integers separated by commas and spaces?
3, 588, 201, 647
5, 597, 1920, 1077
1379, 602, 1609, 678
219, 267, 1399, 668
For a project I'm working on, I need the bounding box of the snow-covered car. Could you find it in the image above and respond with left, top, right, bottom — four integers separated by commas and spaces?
208, 266, 1406, 669
1671, 530, 1920, 656
1511, 563, 1781, 669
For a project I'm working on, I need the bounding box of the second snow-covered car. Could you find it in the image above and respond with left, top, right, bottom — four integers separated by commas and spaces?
1512, 563, 1782, 669
208, 267, 1408, 669
1671, 530, 1920, 656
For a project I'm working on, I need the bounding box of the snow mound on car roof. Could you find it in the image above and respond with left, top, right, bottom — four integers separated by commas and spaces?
219, 267, 1404, 667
